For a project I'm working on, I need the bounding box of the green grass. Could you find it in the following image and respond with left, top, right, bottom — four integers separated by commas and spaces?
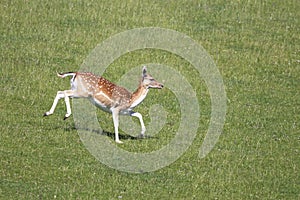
1, 0, 299, 199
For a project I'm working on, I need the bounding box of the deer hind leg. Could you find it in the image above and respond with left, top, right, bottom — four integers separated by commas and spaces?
63, 93, 72, 120
131, 112, 146, 137
44, 90, 74, 120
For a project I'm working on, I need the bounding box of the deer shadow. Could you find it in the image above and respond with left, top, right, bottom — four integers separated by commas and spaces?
64, 126, 158, 141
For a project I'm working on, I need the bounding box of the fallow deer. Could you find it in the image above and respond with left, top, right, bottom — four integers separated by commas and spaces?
44, 66, 164, 143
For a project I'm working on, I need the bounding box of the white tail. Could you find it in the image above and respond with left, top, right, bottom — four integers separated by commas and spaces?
44, 66, 164, 143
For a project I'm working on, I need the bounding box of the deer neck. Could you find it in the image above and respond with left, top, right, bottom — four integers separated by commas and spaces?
130, 85, 149, 108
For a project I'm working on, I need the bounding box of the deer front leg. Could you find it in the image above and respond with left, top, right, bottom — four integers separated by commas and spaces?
112, 109, 123, 144
131, 112, 146, 137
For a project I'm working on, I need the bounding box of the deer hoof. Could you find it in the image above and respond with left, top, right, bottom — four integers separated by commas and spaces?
115, 140, 123, 144
138, 134, 145, 139
43, 112, 51, 117
64, 113, 71, 120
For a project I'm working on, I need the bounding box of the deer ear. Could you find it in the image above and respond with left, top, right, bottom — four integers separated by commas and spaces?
142, 66, 147, 76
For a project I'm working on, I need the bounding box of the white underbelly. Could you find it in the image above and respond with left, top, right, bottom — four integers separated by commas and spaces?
89, 98, 112, 113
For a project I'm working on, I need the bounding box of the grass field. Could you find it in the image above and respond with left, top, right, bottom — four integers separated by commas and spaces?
1, 0, 299, 199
